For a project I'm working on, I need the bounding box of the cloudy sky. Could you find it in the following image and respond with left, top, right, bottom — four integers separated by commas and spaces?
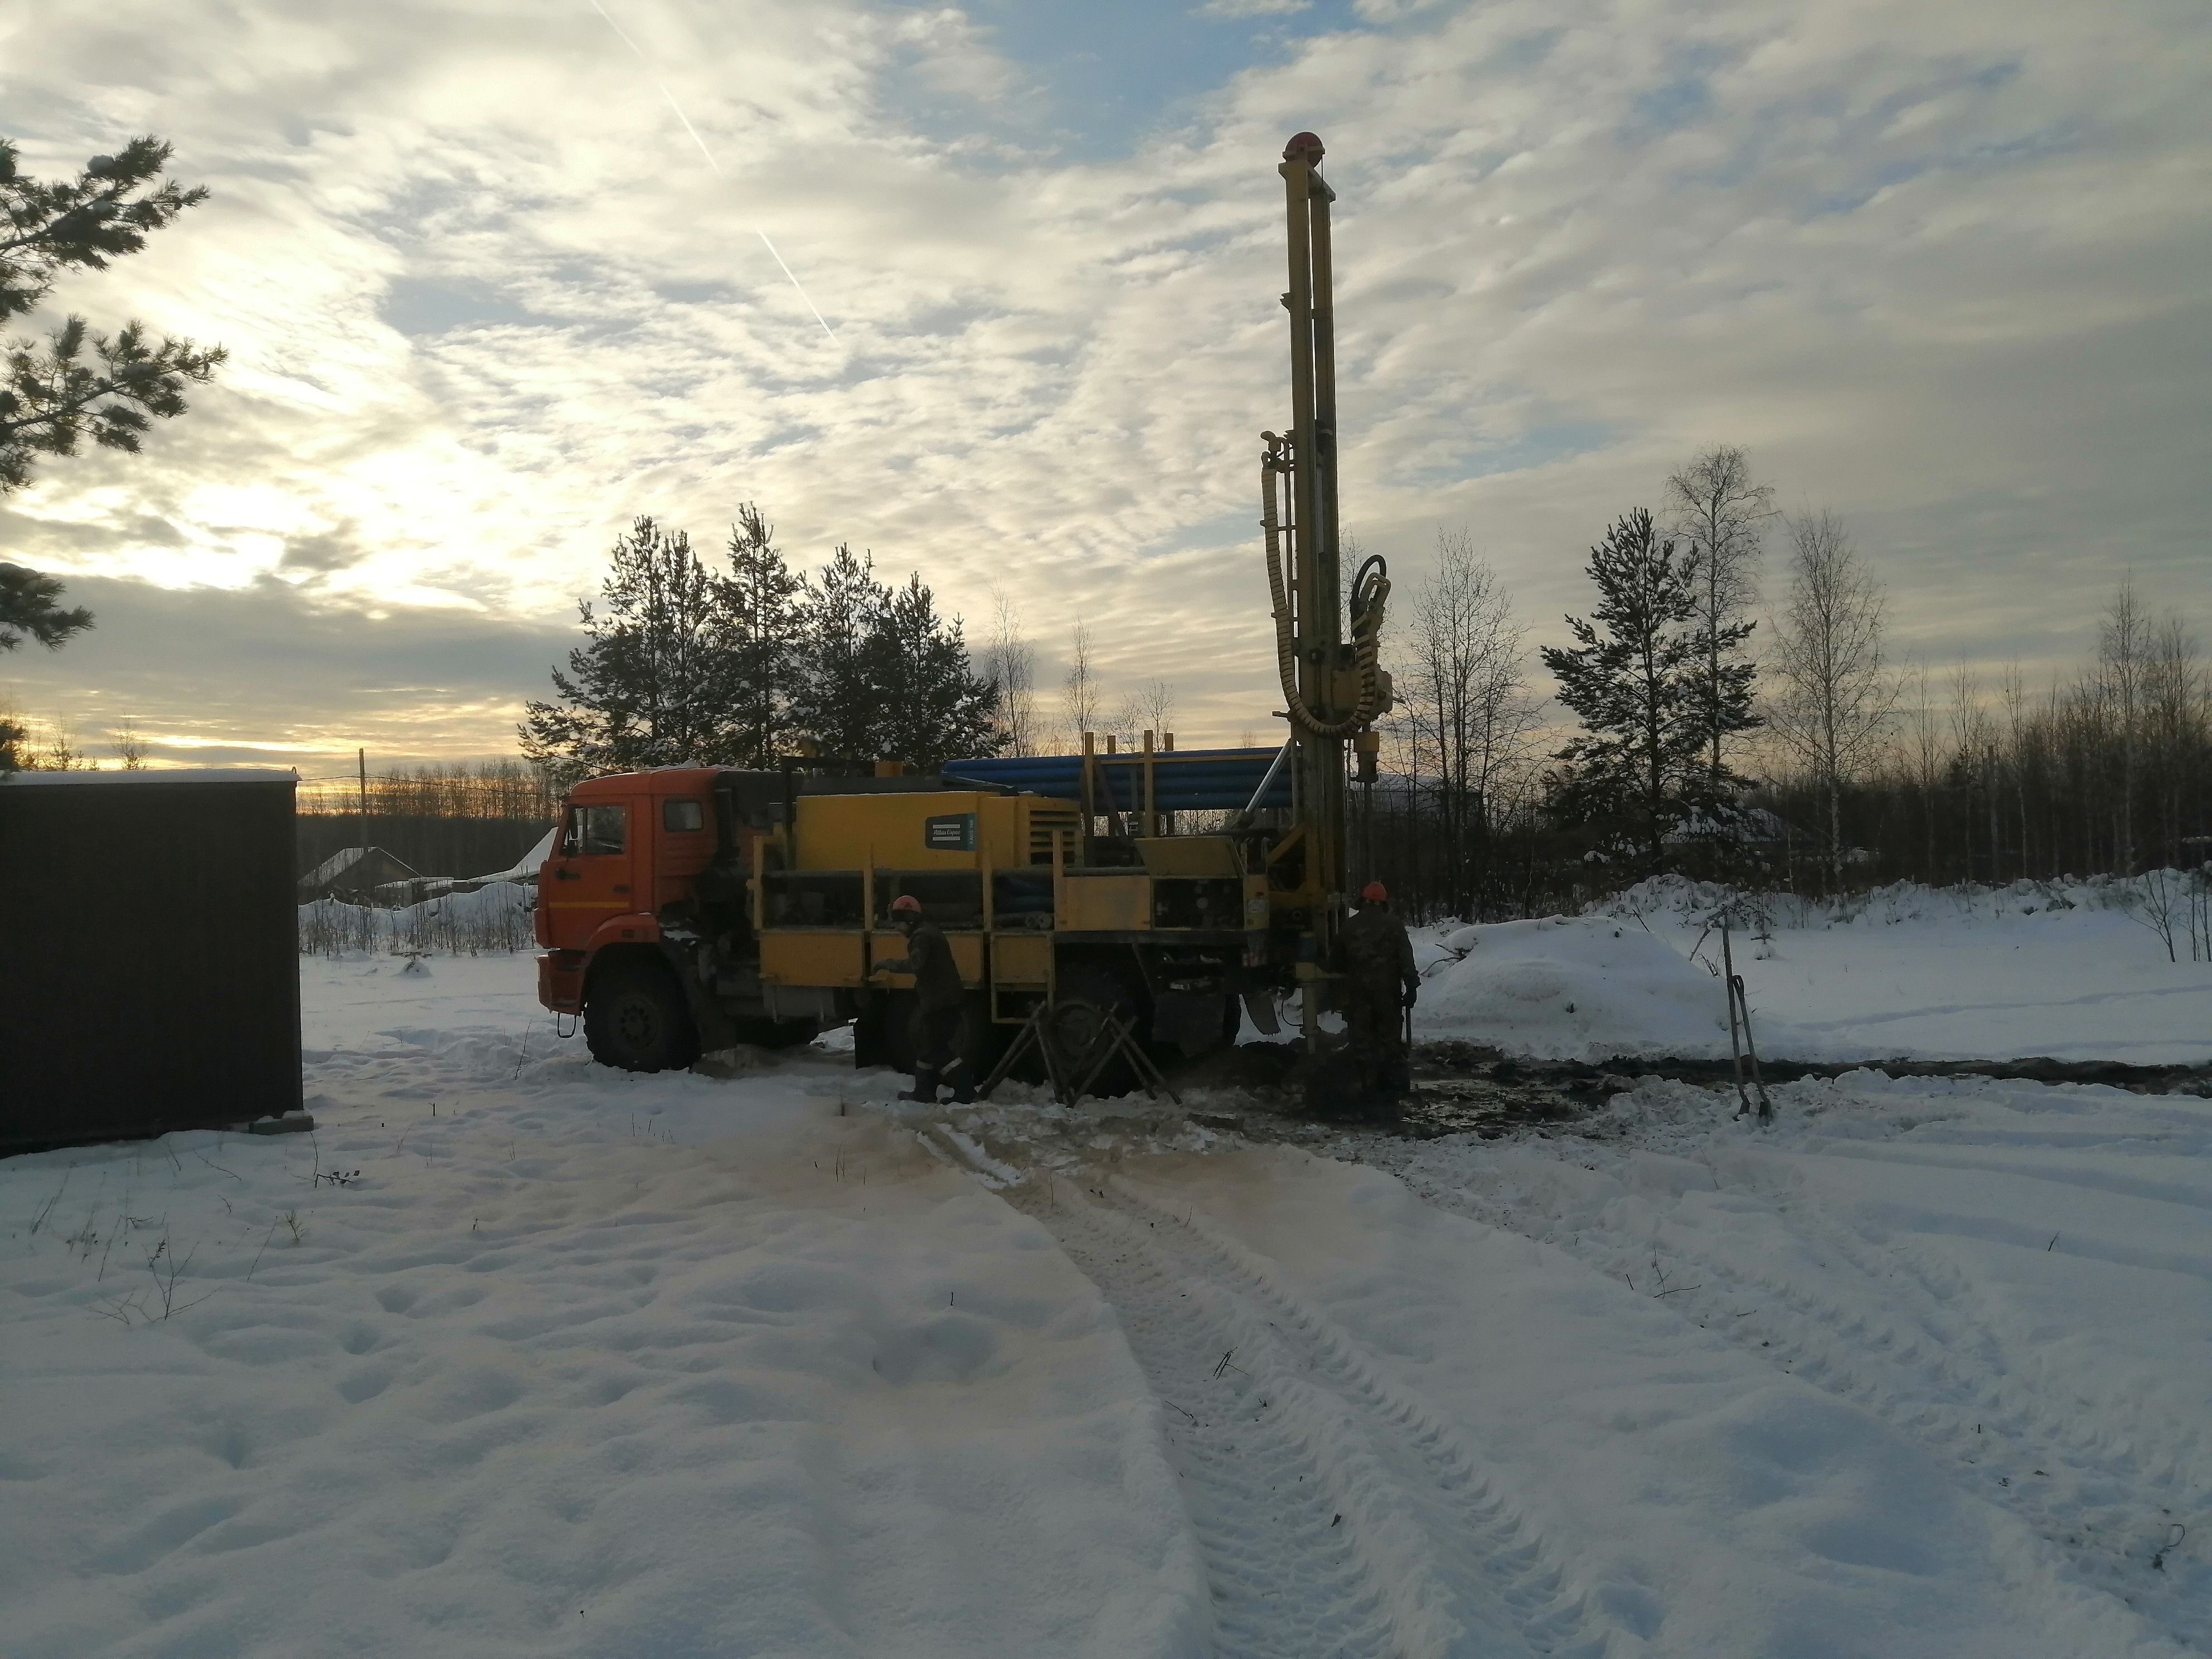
2, 0, 2206, 772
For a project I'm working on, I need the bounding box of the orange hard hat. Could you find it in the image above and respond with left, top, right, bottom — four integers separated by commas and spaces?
1360, 881, 1388, 903
891, 894, 923, 915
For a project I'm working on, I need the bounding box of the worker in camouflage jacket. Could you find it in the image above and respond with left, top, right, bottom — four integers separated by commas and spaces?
1335, 881, 1419, 1102
875, 892, 974, 1104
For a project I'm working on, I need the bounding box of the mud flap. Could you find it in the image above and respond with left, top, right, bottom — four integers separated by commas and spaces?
1241, 988, 1282, 1036
659, 939, 739, 1051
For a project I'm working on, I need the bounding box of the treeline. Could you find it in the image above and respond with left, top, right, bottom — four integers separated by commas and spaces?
521, 507, 1002, 780
1360, 447, 2211, 919
297, 758, 559, 821
1754, 589, 2212, 889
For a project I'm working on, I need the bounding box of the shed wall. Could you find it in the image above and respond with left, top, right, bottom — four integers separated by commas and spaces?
1, 777, 300, 1151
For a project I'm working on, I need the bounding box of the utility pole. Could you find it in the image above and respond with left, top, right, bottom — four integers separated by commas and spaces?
358, 748, 367, 853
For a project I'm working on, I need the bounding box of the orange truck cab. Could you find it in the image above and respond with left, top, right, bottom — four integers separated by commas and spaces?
536, 766, 879, 1070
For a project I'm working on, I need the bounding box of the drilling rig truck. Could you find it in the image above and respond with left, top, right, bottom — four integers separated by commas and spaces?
535, 131, 1388, 1080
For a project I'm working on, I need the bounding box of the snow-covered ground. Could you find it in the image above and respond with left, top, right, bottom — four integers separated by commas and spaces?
5, 913, 2210, 1656
1415, 875, 2212, 1065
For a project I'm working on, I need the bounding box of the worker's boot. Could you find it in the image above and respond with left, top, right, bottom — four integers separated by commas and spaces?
943, 1061, 976, 1105
900, 1067, 940, 1104
1381, 1049, 1412, 1098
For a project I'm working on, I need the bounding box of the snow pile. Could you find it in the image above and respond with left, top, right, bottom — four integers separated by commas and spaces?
1414, 915, 1730, 1060
1598, 869, 2204, 932
1578, 874, 2212, 1063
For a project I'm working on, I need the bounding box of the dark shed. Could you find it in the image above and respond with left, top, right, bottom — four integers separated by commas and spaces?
1, 769, 300, 1153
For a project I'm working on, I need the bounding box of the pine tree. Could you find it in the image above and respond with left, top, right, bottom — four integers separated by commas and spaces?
724, 502, 803, 765
1, 135, 226, 652
1542, 509, 1753, 871
0, 562, 92, 652
869, 571, 1003, 766
519, 517, 738, 779
1, 137, 225, 490
790, 543, 889, 761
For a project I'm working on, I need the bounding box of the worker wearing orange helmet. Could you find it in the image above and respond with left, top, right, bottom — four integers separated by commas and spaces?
1335, 880, 1419, 1104
875, 892, 974, 1104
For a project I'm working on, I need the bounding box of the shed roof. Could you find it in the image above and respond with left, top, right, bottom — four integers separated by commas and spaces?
1, 767, 295, 788
300, 845, 420, 889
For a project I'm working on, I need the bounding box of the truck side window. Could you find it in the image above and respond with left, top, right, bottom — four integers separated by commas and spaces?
564, 804, 626, 856
663, 799, 705, 833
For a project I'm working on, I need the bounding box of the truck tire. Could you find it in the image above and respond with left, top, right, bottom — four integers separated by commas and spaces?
585, 960, 700, 1073
1049, 962, 1145, 1097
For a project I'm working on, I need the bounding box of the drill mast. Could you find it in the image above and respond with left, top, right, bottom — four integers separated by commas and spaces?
1264, 131, 1389, 1046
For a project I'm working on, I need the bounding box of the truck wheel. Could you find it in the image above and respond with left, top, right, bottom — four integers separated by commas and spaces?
1049, 962, 1144, 1097
585, 961, 700, 1073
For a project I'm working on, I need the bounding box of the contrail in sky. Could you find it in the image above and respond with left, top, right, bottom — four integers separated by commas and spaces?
586, 0, 838, 341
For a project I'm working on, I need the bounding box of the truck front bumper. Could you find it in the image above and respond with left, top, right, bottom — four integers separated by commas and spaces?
537, 950, 585, 1013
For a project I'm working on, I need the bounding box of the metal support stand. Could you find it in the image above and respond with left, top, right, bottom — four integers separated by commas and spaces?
1069, 1013, 1181, 1108
976, 1005, 1181, 1108
1720, 916, 1771, 1123
977, 1004, 1065, 1103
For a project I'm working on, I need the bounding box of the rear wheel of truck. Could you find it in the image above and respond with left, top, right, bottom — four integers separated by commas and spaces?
585, 961, 700, 1073
1048, 962, 1146, 1097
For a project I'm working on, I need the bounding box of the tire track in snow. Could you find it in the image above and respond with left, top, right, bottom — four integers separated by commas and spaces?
1379, 1150, 2212, 1652
1658, 1196, 2212, 1651
1012, 1178, 1612, 1659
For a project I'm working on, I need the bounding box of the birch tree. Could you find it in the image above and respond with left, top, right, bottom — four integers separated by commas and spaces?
978, 588, 1039, 757
1665, 446, 1773, 789
1061, 616, 1099, 747
1765, 511, 1896, 887
1398, 529, 1541, 904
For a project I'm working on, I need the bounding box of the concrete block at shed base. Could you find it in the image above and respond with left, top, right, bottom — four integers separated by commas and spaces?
245, 1113, 316, 1135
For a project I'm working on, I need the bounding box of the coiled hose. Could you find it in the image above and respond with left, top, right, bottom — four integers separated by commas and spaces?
1263, 445, 1389, 739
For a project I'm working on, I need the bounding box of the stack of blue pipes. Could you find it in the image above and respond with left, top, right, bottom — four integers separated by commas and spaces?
940, 746, 1292, 814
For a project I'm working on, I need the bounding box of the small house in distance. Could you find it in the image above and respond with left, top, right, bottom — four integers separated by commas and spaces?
2, 768, 300, 1152
298, 844, 418, 903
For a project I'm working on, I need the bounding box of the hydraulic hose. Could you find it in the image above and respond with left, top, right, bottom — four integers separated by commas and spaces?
1262, 444, 1390, 739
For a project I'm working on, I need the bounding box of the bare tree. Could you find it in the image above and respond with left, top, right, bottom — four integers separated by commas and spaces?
1395, 528, 1542, 909
2145, 612, 2204, 870
2098, 576, 2150, 874
1901, 660, 1943, 877
978, 586, 1039, 756
1112, 677, 1177, 749
111, 717, 147, 769
1765, 511, 1896, 888
1061, 615, 1098, 748
1999, 662, 2032, 882
1948, 664, 1993, 881
1666, 445, 1775, 788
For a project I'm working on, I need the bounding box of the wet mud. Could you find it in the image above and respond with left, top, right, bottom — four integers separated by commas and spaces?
1173, 1039, 2212, 1146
